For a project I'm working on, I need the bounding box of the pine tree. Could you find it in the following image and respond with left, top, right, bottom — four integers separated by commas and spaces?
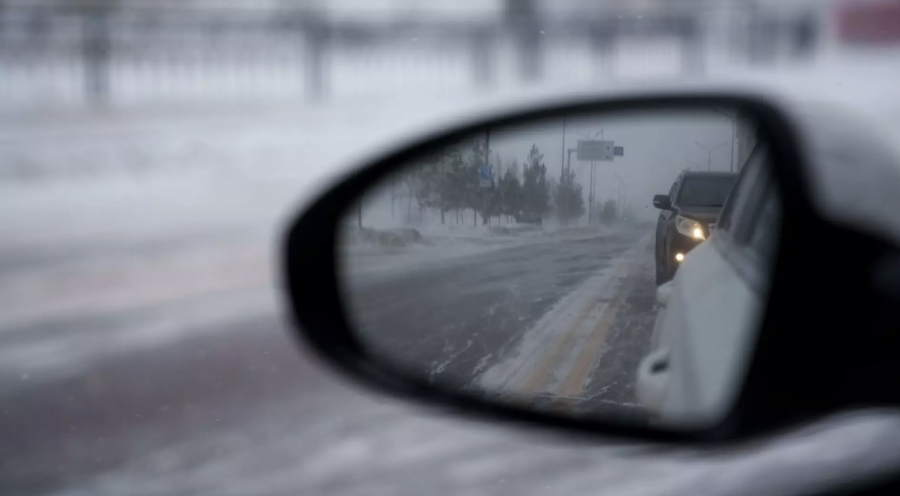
601, 198, 618, 225
556, 166, 585, 226
521, 144, 549, 223
467, 137, 493, 225
442, 145, 469, 224
499, 159, 521, 222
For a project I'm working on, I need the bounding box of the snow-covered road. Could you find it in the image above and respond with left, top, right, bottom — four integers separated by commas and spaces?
342, 228, 652, 398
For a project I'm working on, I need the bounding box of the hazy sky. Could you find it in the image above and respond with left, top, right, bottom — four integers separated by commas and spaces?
488, 109, 736, 217
364, 108, 740, 226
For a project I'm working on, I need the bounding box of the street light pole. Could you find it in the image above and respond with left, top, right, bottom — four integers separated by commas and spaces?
578, 131, 602, 225
559, 117, 567, 225
589, 161, 595, 224
730, 121, 736, 171
614, 174, 627, 220
695, 140, 728, 171
560, 117, 567, 179
711, 108, 737, 172
565, 148, 577, 226
484, 126, 491, 226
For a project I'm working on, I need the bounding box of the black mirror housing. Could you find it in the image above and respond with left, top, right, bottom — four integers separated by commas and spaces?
653, 194, 672, 210
282, 90, 892, 447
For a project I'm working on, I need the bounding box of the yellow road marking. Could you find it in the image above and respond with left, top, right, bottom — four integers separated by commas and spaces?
517, 294, 603, 395
516, 261, 632, 395
557, 274, 635, 399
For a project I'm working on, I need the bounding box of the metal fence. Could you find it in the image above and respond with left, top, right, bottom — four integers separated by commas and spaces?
0, 2, 826, 108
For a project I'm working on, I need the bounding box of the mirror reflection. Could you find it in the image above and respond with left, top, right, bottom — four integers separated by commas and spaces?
336, 107, 779, 428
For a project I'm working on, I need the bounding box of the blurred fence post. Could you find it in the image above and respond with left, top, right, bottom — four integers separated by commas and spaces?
505, 0, 542, 83
298, 11, 329, 101
747, 0, 776, 65
590, 22, 614, 81
792, 10, 819, 59
82, 11, 112, 107
470, 26, 495, 88
517, 29, 542, 82
680, 17, 705, 76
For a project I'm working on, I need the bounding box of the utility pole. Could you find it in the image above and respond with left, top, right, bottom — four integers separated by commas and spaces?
695, 141, 728, 171
559, 117, 567, 225
560, 117, 567, 178
566, 148, 576, 226
614, 174, 628, 223
440, 160, 446, 225
588, 161, 595, 224
711, 108, 737, 172
483, 127, 491, 225
579, 130, 602, 225
496, 155, 503, 224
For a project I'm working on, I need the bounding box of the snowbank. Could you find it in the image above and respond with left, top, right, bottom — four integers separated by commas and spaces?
342, 227, 425, 248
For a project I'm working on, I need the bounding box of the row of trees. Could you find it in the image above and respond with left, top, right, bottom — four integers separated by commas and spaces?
385, 139, 591, 227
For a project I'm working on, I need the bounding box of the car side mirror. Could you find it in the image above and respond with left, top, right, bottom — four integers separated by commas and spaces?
653, 194, 672, 210
282, 91, 898, 446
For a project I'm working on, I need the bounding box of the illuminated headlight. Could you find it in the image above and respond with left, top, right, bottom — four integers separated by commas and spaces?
675, 253, 685, 262
675, 215, 705, 240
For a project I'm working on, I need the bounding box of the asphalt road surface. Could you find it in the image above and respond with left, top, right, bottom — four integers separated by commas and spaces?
341, 227, 657, 421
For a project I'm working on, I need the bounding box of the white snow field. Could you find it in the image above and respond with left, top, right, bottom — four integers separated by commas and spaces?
3, 37, 900, 496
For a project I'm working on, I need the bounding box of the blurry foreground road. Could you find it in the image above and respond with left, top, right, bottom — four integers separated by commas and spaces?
5, 225, 900, 496
6, 57, 900, 494
0, 227, 658, 494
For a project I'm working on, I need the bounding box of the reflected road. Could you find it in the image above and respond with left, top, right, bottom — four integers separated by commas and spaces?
340, 226, 658, 417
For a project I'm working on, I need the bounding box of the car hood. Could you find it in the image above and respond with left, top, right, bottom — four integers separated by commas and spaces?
677, 206, 722, 223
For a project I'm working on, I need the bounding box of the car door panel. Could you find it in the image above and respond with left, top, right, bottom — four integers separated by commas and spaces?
657, 241, 761, 425
640, 144, 774, 422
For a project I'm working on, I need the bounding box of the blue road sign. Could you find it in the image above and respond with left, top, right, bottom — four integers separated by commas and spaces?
478, 165, 493, 188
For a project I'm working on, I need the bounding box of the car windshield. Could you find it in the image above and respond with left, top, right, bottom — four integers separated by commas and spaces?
678, 176, 737, 207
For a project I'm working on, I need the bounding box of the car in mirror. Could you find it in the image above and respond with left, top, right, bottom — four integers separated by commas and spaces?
282, 91, 900, 444
652, 171, 738, 284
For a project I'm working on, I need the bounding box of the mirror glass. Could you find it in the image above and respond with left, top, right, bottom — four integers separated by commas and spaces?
335, 106, 779, 428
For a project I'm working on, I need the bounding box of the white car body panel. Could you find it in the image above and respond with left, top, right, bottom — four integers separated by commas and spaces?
638, 239, 762, 426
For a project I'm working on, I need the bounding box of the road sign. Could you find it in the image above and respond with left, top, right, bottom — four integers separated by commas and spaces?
479, 165, 492, 188
614, 146, 624, 157
577, 140, 615, 161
